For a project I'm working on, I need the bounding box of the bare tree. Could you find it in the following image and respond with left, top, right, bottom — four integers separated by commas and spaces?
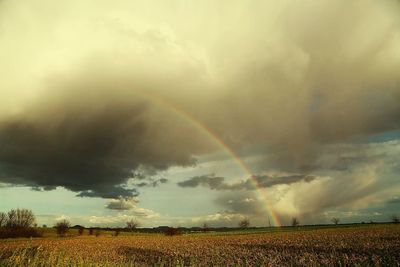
0, 212, 6, 227
6, 209, 36, 228
126, 218, 139, 232
202, 222, 210, 232
55, 219, 71, 237
291, 217, 300, 227
391, 215, 400, 224
238, 219, 250, 229
331, 217, 340, 225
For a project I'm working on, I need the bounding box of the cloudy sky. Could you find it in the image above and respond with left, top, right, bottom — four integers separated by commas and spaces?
1, 0, 400, 227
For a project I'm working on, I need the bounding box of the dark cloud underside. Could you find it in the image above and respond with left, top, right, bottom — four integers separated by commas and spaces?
177, 173, 316, 191
0, 83, 206, 198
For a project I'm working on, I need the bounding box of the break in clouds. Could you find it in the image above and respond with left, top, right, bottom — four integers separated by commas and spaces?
1, 0, 400, 202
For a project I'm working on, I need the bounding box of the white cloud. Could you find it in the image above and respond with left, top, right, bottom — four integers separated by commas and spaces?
88, 209, 160, 225
105, 197, 140, 210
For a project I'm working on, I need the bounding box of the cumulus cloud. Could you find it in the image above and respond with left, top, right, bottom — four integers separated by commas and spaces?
104, 196, 161, 225
177, 173, 316, 190
205, 140, 400, 224
91, 207, 160, 225
1, 0, 400, 200
105, 197, 139, 210
274, 165, 382, 217
190, 211, 247, 228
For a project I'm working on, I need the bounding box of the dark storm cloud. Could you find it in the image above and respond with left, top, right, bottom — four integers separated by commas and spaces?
252, 174, 316, 188
31, 186, 57, 192
1, 1, 400, 175
198, 0, 400, 170
177, 174, 225, 189
0, 101, 144, 198
0, 81, 205, 198
177, 173, 316, 191
77, 187, 138, 199
1, 0, 400, 211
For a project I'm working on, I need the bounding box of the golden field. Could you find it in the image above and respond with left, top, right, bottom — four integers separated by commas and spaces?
0, 224, 399, 266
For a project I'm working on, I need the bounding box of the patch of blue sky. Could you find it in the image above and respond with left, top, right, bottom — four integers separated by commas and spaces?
347, 129, 400, 144
364, 129, 400, 143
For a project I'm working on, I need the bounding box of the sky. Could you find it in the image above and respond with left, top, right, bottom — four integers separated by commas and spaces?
1, 0, 400, 228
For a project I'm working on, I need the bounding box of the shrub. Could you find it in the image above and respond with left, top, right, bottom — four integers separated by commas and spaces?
0, 227, 42, 239
0, 212, 6, 227
291, 217, 300, 227
95, 229, 101, 237
78, 226, 85, 235
89, 228, 94, 235
126, 219, 140, 232
202, 222, 210, 232
164, 227, 181, 236
114, 229, 120, 236
55, 219, 71, 237
331, 217, 340, 225
391, 215, 400, 224
238, 219, 250, 229
0, 209, 42, 239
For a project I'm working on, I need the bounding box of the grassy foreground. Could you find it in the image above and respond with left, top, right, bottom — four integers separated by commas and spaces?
0, 224, 399, 266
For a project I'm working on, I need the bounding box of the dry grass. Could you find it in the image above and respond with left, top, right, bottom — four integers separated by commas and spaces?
0, 224, 399, 266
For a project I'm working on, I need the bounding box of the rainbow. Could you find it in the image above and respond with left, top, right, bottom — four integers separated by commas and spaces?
134, 90, 281, 227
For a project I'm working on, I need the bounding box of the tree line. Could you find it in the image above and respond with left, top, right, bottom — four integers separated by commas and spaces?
1, 208, 399, 239
0, 209, 41, 238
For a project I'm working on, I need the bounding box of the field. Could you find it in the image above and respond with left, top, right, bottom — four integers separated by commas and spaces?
0, 224, 399, 266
